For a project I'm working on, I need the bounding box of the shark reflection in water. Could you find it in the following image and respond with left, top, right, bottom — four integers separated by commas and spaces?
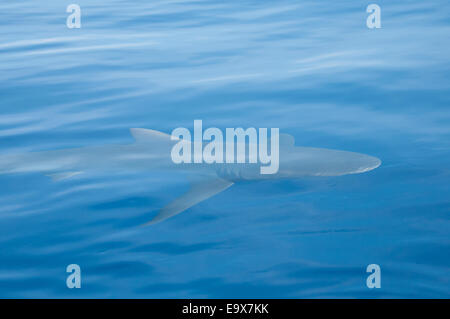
0, 128, 381, 224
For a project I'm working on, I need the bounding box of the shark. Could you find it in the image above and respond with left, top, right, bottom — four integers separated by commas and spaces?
0, 128, 381, 224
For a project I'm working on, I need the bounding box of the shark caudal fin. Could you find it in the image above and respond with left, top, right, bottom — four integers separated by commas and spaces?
143, 176, 234, 226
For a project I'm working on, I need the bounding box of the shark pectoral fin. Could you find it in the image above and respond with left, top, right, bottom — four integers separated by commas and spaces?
46, 171, 82, 181
143, 177, 234, 226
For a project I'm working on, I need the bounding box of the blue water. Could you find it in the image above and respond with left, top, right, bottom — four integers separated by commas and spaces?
0, 0, 449, 298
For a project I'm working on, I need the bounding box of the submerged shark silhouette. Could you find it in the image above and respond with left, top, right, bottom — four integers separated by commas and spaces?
0, 128, 381, 224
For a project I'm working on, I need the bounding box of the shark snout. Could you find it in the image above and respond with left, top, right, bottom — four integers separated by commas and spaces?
347, 154, 381, 174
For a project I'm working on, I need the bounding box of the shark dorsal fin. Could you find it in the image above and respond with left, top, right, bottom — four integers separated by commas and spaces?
280, 133, 295, 148
130, 128, 177, 144
46, 171, 82, 181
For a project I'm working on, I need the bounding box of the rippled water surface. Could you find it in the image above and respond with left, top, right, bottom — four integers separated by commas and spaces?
0, 0, 449, 298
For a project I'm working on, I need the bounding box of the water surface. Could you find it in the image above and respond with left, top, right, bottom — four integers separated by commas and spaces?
0, 0, 449, 298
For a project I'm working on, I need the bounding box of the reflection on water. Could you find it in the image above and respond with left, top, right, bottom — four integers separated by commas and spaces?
0, 0, 449, 298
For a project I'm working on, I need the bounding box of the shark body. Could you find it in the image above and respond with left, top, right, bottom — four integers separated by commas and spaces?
0, 128, 381, 224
